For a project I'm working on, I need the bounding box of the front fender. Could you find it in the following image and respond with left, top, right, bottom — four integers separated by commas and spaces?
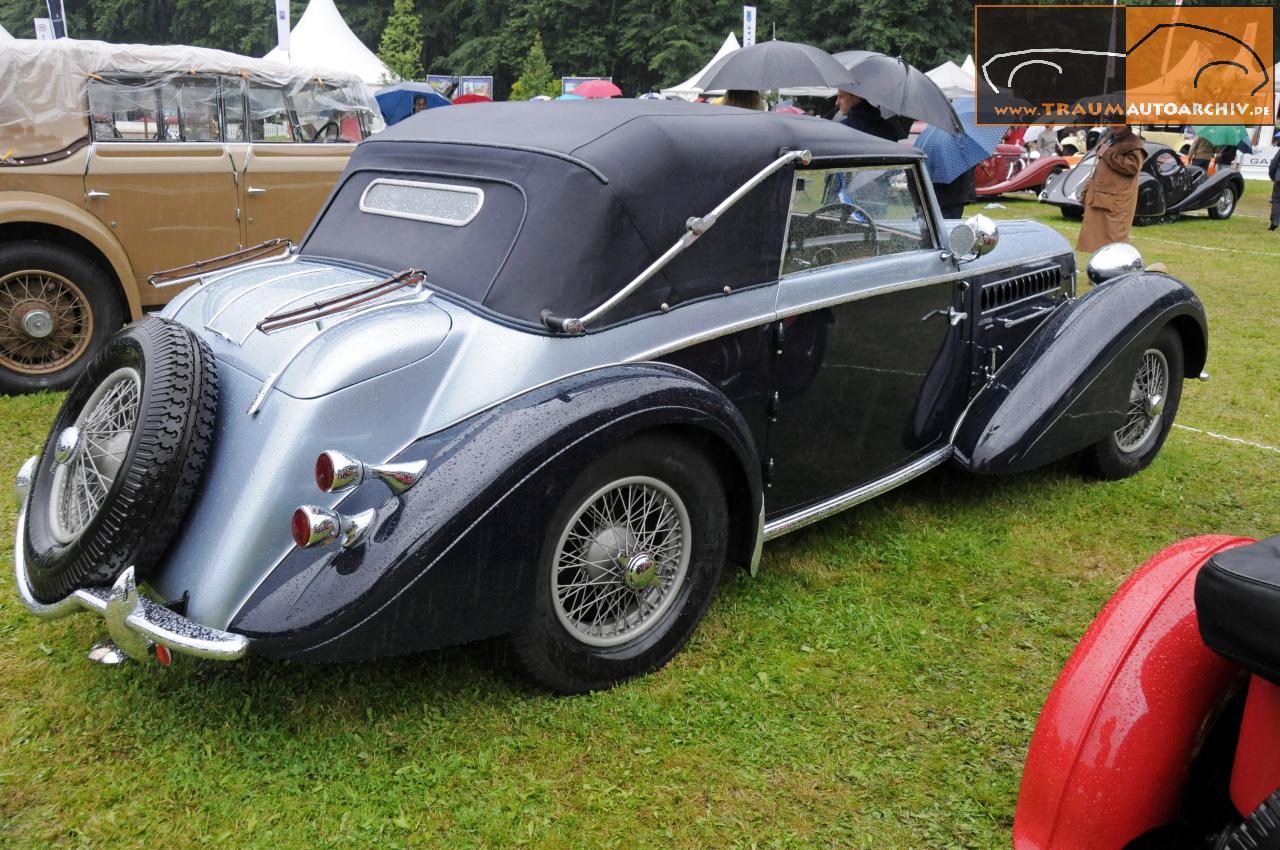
953, 271, 1206, 475
0, 191, 141, 318
980, 156, 1071, 196
1013, 535, 1252, 850
230, 363, 762, 661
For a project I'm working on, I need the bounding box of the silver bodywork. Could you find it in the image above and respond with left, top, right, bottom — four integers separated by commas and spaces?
134, 213, 1070, 631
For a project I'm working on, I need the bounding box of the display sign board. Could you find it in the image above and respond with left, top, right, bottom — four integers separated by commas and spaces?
458, 76, 493, 98
427, 75, 456, 96
743, 6, 756, 47
32, 18, 54, 40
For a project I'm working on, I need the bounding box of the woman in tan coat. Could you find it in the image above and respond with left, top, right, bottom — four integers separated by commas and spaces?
1077, 125, 1147, 252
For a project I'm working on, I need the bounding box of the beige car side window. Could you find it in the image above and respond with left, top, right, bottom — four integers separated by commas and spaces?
247, 82, 296, 143
175, 78, 221, 141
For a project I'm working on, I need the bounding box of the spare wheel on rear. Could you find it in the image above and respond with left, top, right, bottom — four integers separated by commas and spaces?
23, 316, 218, 603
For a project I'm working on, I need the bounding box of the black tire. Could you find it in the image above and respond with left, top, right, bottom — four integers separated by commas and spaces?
23, 317, 218, 602
1226, 790, 1280, 850
1039, 166, 1066, 192
0, 240, 124, 395
1080, 325, 1184, 480
1061, 206, 1084, 221
510, 433, 728, 694
1208, 186, 1238, 220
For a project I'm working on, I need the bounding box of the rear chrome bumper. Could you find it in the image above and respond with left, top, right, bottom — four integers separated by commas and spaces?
13, 466, 249, 662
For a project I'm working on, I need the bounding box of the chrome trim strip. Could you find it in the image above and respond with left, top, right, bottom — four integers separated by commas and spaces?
358, 177, 485, 227
12, 500, 249, 660
774, 250, 1070, 320
151, 242, 294, 290
562, 149, 810, 331
762, 447, 953, 540
165, 255, 300, 321
235, 278, 375, 345
204, 267, 331, 338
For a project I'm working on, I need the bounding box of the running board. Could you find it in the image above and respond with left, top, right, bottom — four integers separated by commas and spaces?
763, 447, 953, 540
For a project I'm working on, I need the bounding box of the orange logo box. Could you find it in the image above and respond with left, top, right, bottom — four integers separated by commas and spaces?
1125, 6, 1274, 125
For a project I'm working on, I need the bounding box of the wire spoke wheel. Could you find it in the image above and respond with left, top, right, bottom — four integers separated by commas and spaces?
47, 367, 141, 545
551, 475, 692, 648
0, 269, 94, 375
1114, 348, 1169, 455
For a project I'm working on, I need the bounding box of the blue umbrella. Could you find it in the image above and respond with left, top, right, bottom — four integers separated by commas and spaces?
555, 93, 584, 101
915, 97, 1009, 184
374, 83, 451, 126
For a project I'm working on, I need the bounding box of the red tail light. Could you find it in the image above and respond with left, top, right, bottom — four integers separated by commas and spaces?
315, 453, 335, 492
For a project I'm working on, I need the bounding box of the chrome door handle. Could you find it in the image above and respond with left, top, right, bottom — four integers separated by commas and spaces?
924, 306, 968, 326
86, 190, 110, 199
246, 186, 267, 195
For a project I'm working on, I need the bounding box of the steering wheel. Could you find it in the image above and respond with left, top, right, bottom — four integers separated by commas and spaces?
791, 202, 879, 256
309, 120, 340, 143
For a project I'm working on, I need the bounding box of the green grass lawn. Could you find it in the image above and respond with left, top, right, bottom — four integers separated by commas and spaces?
1, 189, 1277, 849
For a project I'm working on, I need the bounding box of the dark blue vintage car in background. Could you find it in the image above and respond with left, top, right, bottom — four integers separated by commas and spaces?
14, 100, 1206, 692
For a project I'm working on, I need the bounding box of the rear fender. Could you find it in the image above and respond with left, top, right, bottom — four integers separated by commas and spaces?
230, 362, 762, 661
1013, 535, 1253, 850
1169, 171, 1244, 214
952, 271, 1206, 475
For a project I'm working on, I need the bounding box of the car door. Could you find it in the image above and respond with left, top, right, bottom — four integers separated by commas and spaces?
240, 80, 361, 247
83, 75, 241, 307
1152, 149, 1191, 208
765, 162, 970, 517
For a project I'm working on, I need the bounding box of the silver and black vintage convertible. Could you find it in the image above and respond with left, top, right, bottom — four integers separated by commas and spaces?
13, 101, 1207, 692
1040, 140, 1245, 223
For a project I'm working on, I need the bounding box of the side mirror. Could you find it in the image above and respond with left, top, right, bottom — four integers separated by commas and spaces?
946, 214, 999, 264
1086, 242, 1144, 284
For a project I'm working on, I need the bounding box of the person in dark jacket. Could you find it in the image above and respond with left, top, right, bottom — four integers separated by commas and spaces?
933, 167, 977, 219
835, 86, 902, 141
1269, 133, 1279, 231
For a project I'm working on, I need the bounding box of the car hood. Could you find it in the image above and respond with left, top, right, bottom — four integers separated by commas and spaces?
161, 258, 451, 400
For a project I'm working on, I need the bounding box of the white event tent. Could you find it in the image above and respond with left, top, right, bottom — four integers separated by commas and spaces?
264, 0, 393, 87
661, 33, 740, 100
925, 60, 974, 99
0, 24, 14, 40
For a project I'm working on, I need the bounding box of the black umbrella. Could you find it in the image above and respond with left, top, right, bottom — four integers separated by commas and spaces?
834, 50, 963, 135
694, 40, 855, 92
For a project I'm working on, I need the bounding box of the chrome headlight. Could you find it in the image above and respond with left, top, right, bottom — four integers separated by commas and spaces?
1087, 243, 1144, 284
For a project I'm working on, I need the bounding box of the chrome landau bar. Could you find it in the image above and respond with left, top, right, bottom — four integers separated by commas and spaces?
541, 149, 813, 334
148, 238, 294, 289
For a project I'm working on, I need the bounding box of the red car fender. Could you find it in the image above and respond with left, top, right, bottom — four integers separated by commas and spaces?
1232, 676, 1280, 816
1013, 534, 1255, 850
976, 154, 1072, 197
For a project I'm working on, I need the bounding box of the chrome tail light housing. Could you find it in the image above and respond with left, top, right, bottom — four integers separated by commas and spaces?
291, 504, 376, 549
315, 450, 426, 495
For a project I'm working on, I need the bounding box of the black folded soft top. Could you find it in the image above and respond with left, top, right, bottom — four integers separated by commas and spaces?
302, 99, 921, 328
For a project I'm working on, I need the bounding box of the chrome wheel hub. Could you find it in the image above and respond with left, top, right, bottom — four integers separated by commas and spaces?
20, 307, 54, 338
551, 476, 691, 647
48, 367, 142, 544
1115, 348, 1169, 455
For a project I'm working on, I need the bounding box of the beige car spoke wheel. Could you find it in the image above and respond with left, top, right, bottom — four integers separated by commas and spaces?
0, 270, 94, 376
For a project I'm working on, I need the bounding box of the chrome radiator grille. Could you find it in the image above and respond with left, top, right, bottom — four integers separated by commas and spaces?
980, 267, 1062, 313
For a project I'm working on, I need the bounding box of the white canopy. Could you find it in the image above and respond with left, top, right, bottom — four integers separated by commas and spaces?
661, 33, 740, 101
925, 60, 974, 99
264, 0, 393, 87
0, 23, 13, 40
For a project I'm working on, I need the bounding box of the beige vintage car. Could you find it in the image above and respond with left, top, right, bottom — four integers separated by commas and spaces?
0, 39, 376, 393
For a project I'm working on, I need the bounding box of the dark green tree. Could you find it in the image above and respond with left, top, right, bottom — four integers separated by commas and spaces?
509, 32, 557, 99
377, 0, 424, 82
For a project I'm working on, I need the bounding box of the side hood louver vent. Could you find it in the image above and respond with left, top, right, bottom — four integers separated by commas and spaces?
981, 267, 1062, 313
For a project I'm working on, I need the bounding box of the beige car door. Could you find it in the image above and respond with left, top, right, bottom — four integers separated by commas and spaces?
240, 80, 359, 247
83, 76, 240, 307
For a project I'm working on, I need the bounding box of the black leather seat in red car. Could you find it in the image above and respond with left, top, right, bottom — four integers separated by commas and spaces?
1196, 535, 1280, 686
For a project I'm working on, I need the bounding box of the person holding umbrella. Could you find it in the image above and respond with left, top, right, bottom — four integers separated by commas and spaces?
914, 97, 1008, 219
835, 86, 901, 141
1077, 124, 1147, 252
